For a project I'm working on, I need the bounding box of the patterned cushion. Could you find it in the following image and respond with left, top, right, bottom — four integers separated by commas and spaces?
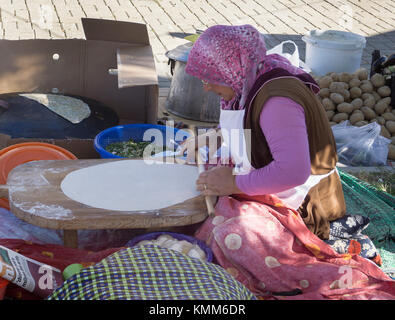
325, 215, 381, 264
47, 244, 256, 300
328, 215, 370, 239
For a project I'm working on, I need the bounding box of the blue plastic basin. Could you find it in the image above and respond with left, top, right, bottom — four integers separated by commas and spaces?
94, 124, 191, 159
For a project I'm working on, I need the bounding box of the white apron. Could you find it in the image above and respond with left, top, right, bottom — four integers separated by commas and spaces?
215, 108, 337, 210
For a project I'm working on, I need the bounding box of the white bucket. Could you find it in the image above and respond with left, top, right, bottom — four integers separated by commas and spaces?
302, 30, 366, 76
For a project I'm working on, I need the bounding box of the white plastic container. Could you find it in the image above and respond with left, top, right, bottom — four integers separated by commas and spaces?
302, 30, 366, 76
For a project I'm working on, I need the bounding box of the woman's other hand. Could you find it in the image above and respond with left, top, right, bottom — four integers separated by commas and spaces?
177, 129, 222, 163
196, 166, 242, 196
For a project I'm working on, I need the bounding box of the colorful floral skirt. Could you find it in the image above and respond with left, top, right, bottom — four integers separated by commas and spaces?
195, 194, 395, 300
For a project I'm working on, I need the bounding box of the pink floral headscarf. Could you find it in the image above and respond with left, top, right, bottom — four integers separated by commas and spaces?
185, 25, 313, 110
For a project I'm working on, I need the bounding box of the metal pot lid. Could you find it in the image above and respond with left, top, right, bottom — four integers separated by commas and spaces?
165, 42, 193, 62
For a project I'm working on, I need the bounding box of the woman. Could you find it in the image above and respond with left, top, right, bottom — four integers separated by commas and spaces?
182, 24, 345, 240
181, 25, 394, 299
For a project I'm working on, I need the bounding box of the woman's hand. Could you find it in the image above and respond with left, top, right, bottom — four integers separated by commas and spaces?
177, 129, 222, 163
196, 166, 242, 196
177, 135, 198, 163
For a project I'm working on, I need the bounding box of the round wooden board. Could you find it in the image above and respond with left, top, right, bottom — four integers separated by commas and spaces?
6, 159, 208, 230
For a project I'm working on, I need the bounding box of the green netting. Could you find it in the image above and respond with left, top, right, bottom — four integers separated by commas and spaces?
377, 247, 395, 271
338, 169, 395, 268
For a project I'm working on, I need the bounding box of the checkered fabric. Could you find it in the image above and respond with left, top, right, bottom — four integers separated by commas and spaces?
47, 244, 256, 300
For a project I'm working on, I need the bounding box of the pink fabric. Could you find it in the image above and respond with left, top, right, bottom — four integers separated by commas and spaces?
235, 96, 311, 195
195, 194, 395, 300
188, 25, 394, 299
185, 24, 312, 110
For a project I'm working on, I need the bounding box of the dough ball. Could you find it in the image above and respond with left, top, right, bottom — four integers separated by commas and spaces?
178, 240, 193, 254
137, 240, 154, 246
187, 245, 206, 261
156, 234, 175, 246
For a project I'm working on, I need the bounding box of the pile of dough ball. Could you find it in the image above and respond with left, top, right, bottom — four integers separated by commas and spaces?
314, 68, 395, 161
136, 234, 207, 261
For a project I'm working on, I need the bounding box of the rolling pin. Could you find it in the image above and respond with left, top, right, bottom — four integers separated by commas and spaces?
195, 149, 216, 217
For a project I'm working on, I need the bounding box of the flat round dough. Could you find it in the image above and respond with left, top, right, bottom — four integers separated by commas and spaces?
19, 93, 91, 124
61, 160, 200, 211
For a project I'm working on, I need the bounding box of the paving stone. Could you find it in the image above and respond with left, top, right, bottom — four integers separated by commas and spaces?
254, 0, 287, 12
225, 0, 257, 17
54, 5, 85, 23
4, 0, 26, 10
204, 1, 245, 24
15, 8, 30, 21
62, 22, 84, 38
17, 30, 36, 39
0, 0, 393, 88
254, 13, 297, 34
33, 25, 52, 39
291, 5, 335, 30
272, 9, 317, 34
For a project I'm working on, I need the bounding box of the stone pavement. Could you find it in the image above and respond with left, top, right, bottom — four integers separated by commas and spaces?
0, 0, 394, 90
0, 1, 394, 166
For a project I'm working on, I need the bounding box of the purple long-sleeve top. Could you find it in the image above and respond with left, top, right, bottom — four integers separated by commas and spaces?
235, 96, 311, 195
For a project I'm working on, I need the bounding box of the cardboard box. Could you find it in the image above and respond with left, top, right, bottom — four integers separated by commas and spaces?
0, 18, 158, 159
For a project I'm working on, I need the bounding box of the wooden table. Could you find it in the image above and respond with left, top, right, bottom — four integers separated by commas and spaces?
0, 159, 208, 248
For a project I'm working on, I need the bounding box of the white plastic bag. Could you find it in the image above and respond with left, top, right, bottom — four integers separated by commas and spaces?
331, 121, 391, 166
266, 40, 311, 72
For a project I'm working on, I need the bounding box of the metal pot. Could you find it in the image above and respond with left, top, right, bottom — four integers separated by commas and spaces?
165, 43, 220, 123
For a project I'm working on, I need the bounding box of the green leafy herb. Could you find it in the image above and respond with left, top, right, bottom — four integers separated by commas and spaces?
105, 139, 170, 158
